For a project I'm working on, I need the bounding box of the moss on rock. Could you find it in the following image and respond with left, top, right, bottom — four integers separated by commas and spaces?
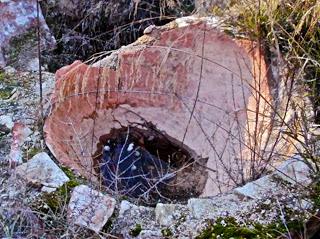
129, 224, 142, 237
196, 217, 304, 239
5, 28, 37, 66
161, 228, 173, 237
32, 167, 81, 213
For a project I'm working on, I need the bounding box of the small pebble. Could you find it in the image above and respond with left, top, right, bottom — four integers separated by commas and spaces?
134, 151, 140, 157
127, 143, 134, 152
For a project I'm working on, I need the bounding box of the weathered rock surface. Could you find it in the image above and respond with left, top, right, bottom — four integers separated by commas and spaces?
113, 157, 314, 238
0, 0, 55, 70
15, 152, 69, 192
188, 193, 242, 219
234, 175, 276, 200
8, 122, 32, 166
0, 70, 63, 238
234, 156, 311, 199
116, 200, 156, 236
44, 16, 286, 196
0, 69, 55, 162
155, 203, 189, 226
0, 115, 14, 131
0, 6, 314, 238
275, 155, 312, 185
68, 185, 116, 233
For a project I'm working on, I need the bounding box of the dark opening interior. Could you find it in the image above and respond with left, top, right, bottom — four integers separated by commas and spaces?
92, 124, 208, 205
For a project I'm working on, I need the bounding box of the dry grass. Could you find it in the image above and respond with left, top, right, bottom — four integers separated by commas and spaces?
204, 0, 320, 175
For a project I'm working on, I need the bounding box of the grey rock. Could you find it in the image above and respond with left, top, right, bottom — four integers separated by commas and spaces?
115, 200, 156, 235
300, 199, 313, 210
15, 152, 69, 192
25, 57, 40, 72
188, 198, 216, 219
188, 193, 242, 219
275, 156, 311, 185
233, 175, 278, 200
234, 157, 313, 199
0, 0, 55, 70
155, 203, 189, 226
0, 115, 14, 130
138, 230, 164, 239
118, 200, 155, 219
68, 185, 116, 233
3, 66, 16, 74
143, 25, 156, 34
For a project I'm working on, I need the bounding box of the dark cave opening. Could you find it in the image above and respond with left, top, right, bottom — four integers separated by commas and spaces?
92, 125, 208, 205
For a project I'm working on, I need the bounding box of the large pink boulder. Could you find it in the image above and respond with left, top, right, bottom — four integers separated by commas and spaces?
44, 18, 289, 196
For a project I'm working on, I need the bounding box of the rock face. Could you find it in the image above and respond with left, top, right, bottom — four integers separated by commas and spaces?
44, 17, 295, 196
113, 157, 314, 238
116, 200, 157, 237
0, 0, 55, 70
68, 185, 116, 233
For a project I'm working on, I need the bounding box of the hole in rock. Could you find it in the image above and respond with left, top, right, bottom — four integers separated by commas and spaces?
93, 125, 208, 205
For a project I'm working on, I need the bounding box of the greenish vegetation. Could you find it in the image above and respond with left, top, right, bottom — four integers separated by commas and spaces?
24, 147, 42, 159
6, 28, 37, 65
27, 167, 82, 237
101, 218, 114, 233
225, 0, 320, 121
41, 171, 81, 212
196, 217, 304, 239
0, 71, 12, 99
161, 228, 173, 237
0, 88, 12, 100
31, 167, 81, 214
311, 175, 320, 208
0, 71, 18, 100
129, 224, 142, 237
60, 166, 82, 185
0, 71, 5, 82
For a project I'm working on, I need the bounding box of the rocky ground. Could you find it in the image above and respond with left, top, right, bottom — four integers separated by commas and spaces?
0, 67, 54, 161
0, 66, 318, 238
1, 1, 320, 238
0, 67, 55, 237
